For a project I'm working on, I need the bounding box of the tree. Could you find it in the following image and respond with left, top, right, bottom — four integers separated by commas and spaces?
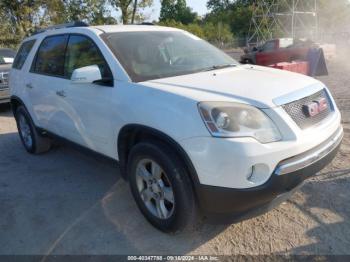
111, 0, 132, 24
160, 0, 198, 25
207, 0, 234, 13
43, 0, 116, 25
205, 0, 350, 42
203, 22, 233, 44
0, 0, 117, 47
110, 0, 153, 24
158, 19, 233, 45
205, 0, 261, 40
0, 0, 43, 36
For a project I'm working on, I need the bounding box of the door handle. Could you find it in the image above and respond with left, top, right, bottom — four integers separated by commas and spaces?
26, 83, 33, 89
56, 90, 66, 97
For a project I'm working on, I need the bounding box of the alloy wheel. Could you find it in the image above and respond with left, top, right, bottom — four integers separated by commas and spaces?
18, 114, 33, 149
135, 159, 175, 219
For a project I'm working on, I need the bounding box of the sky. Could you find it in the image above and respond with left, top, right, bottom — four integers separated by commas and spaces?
148, 0, 209, 21
111, 1, 209, 22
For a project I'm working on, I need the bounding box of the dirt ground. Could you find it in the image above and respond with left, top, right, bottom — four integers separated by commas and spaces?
0, 56, 349, 255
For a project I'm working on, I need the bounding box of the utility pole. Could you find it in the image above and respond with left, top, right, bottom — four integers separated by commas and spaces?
131, 0, 138, 24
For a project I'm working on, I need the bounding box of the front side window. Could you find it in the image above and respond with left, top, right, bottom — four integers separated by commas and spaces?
12, 41, 35, 69
64, 35, 112, 79
102, 31, 237, 82
32, 35, 68, 76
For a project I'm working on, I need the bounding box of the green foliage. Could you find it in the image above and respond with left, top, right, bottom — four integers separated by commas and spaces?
110, 0, 153, 24
203, 22, 233, 43
158, 20, 233, 45
205, 0, 253, 38
0, 15, 22, 48
0, 0, 119, 47
110, 0, 132, 24
205, 0, 350, 43
0, 0, 43, 36
44, 0, 117, 25
1, 0, 350, 49
160, 0, 198, 25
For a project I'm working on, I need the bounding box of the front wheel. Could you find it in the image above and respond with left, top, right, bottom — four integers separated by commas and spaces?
128, 141, 198, 233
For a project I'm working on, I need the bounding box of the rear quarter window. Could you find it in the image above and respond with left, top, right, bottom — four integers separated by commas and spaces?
12, 40, 36, 69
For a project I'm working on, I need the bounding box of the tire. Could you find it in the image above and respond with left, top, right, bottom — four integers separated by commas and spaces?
15, 105, 52, 154
242, 59, 253, 64
127, 141, 198, 233
290, 56, 303, 62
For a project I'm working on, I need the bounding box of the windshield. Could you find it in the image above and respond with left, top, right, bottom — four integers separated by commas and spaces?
103, 31, 238, 82
0, 49, 16, 64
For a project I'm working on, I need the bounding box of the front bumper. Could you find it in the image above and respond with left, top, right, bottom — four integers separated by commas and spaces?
195, 126, 343, 222
0, 87, 10, 104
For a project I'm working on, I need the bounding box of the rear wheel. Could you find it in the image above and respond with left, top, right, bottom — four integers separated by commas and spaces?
15, 106, 52, 154
128, 141, 197, 233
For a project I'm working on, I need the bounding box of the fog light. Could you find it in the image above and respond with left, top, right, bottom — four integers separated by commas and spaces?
247, 164, 270, 184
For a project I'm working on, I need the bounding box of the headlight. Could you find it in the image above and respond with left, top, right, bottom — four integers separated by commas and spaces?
198, 102, 282, 143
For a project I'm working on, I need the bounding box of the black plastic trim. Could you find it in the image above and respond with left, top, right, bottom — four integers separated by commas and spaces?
32, 21, 89, 35
117, 124, 201, 187
29, 33, 114, 86
10, 95, 26, 115
196, 136, 342, 223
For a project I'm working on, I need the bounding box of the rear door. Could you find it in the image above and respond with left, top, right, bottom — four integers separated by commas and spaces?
27, 34, 69, 134
10, 39, 36, 110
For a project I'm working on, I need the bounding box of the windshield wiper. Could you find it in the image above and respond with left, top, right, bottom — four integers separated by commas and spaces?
202, 64, 237, 72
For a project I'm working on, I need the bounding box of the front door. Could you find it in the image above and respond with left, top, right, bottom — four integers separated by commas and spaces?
55, 34, 116, 157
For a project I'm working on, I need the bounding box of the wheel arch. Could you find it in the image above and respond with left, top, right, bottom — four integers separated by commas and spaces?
10, 95, 26, 116
117, 124, 200, 189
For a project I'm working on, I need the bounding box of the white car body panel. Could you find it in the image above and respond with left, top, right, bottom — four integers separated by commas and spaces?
9, 25, 342, 190
142, 65, 321, 108
180, 110, 341, 188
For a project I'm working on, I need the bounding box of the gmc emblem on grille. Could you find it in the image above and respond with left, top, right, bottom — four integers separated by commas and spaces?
303, 98, 328, 117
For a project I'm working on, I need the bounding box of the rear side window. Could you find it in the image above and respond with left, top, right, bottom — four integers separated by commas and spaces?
12, 40, 35, 69
64, 35, 112, 79
32, 35, 68, 77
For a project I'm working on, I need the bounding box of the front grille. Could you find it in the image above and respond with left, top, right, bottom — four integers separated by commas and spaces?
282, 89, 333, 129
0, 72, 9, 90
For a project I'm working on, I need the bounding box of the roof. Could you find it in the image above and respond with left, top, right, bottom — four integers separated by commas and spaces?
23, 24, 183, 43
0, 48, 16, 56
91, 25, 182, 33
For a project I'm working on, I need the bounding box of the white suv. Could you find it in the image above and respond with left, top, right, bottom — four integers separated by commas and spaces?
10, 22, 343, 232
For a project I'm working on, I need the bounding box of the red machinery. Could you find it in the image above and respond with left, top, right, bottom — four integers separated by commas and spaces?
241, 38, 327, 76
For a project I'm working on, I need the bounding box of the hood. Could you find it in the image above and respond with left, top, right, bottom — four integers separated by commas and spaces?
0, 64, 12, 73
143, 65, 323, 108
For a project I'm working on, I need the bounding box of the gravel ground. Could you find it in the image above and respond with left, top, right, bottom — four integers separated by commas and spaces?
0, 57, 349, 255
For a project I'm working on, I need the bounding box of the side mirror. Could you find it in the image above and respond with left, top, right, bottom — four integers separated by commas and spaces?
252, 46, 258, 52
71, 65, 102, 84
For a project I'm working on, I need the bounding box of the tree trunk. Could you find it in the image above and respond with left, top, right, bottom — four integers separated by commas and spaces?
121, 7, 129, 24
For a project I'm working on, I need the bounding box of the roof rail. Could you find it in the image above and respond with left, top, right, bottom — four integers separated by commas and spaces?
139, 22, 155, 25
32, 21, 89, 35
